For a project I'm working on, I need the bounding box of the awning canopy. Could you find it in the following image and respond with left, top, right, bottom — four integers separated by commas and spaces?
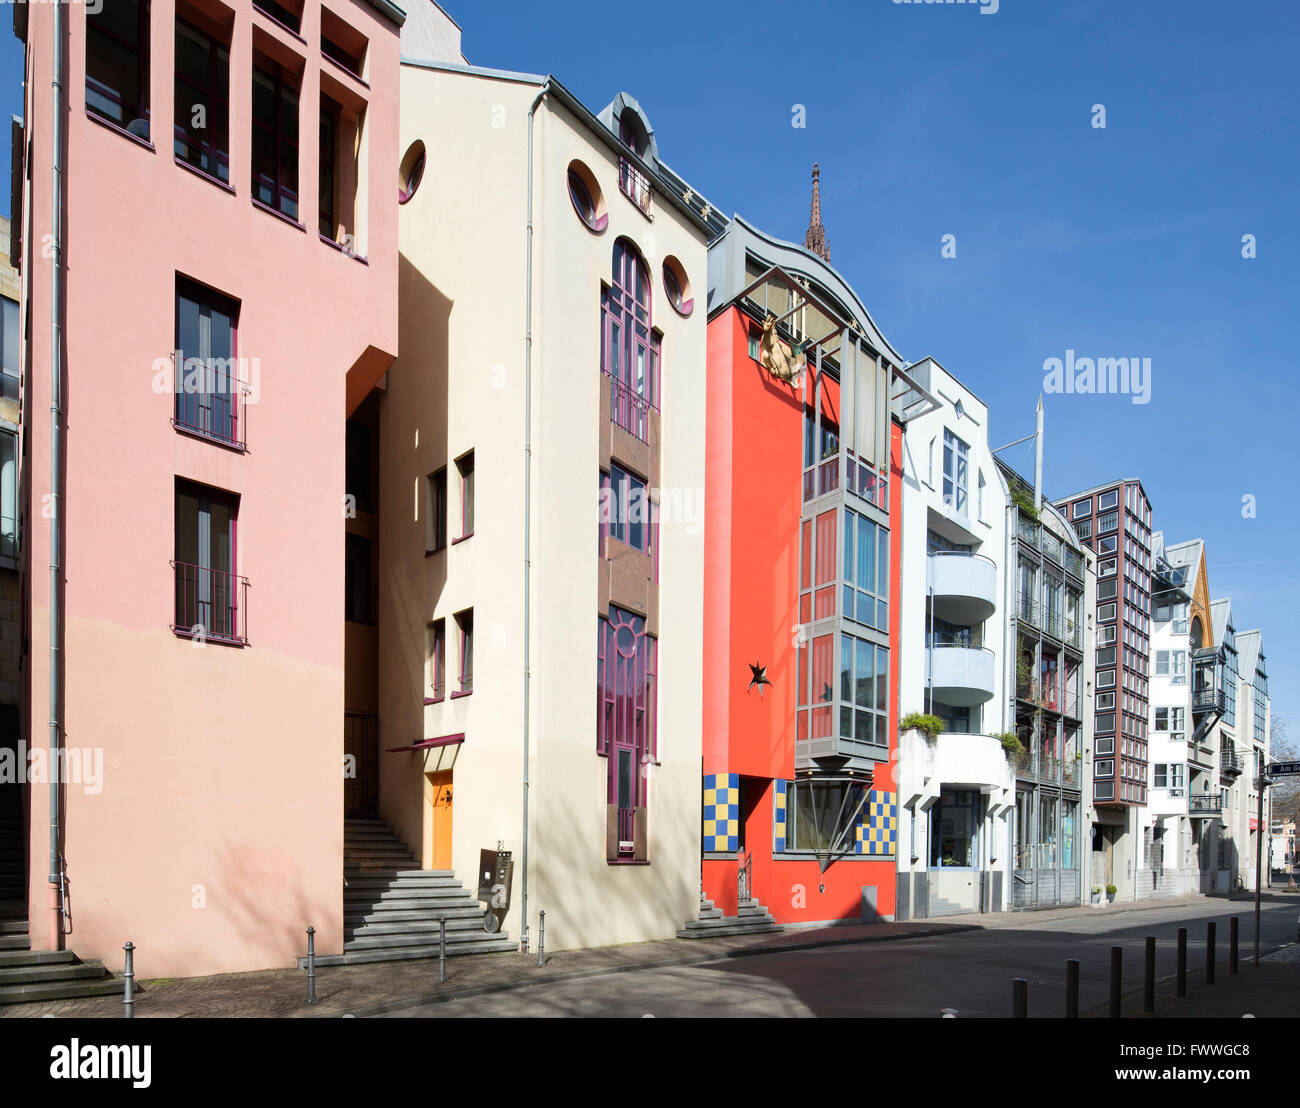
385, 733, 465, 754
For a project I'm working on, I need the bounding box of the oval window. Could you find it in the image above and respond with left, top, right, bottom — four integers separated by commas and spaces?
399, 141, 426, 204
568, 160, 608, 233
662, 256, 693, 317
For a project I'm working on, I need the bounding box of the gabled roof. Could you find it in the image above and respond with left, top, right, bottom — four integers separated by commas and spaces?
1164, 537, 1203, 594
1237, 629, 1265, 681
1210, 597, 1233, 646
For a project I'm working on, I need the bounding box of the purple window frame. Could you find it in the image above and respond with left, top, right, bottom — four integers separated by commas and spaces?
86, 0, 151, 133
600, 240, 661, 441
596, 607, 657, 824
319, 96, 339, 237
252, 59, 300, 221
174, 17, 230, 183
428, 467, 447, 552
598, 465, 650, 555
175, 278, 241, 447
455, 609, 473, 695
430, 618, 446, 701
456, 451, 474, 540
173, 480, 243, 644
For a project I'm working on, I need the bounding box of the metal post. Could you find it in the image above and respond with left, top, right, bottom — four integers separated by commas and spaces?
1206, 921, 1215, 985
1255, 773, 1266, 967
1176, 927, 1187, 997
122, 942, 135, 1019
1065, 959, 1079, 1019
1230, 915, 1239, 975
1012, 978, 1027, 1018
1143, 935, 1156, 1014
305, 927, 317, 1006
439, 916, 447, 983
536, 909, 545, 967
1109, 946, 1122, 1018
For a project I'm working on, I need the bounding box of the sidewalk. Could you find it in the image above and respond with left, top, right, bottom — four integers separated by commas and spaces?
0, 893, 1230, 1018
1096, 943, 1300, 1019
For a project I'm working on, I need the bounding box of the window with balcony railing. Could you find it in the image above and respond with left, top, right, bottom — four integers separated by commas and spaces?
601, 239, 659, 442
174, 481, 246, 644
175, 280, 244, 448
597, 605, 656, 861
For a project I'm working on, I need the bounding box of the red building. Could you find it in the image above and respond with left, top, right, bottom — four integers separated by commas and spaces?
697, 199, 933, 929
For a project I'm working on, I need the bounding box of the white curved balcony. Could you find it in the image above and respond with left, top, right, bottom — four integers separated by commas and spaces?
928, 644, 996, 707
929, 551, 997, 624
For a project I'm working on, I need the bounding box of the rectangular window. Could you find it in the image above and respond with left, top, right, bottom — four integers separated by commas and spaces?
1098, 511, 1119, 535
597, 606, 657, 859
930, 789, 980, 869
1154, 763, 1168, 789
252, 58, 300, 220
1171, 650, 1187, 684
427, 619, 445, 701
1095, 712, 1115, 734
345, 421, 373, 514
788, 779, 867, 855
1074, 518, 1091, 541
842, 508, 887, 630
1099, 557, 1117, 577
1098, 602, 1116, 622
0, 430, 17, 560
344, 534, 373, 624
977, 470, 985, 521
427, 468, 447, 552
455, 608, 474, 694
1098, 579, 1117, 601
175, 278, 240, 445
321, 7, 367, 79
0, 297, 17, 402
319, 96, 338, 238
457, 451, 475, 538
174, 15, 229, 182
1096, 692, 1115, 710
1097, 624, 1117, 645
1097, 535, 1118, 555
1097, 669, 1116, 689
942, 429, 969, 516
600, 465, 650, 554
1072, 498, 1091, 519
87, 0, 150, 135
1098, 490, 1119, 510
253, 0, 301, 33
1095, 759, 1114, 778
174, 481, 242, 643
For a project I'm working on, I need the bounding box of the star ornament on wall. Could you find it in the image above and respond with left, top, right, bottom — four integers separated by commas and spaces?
748, 662, 772, 698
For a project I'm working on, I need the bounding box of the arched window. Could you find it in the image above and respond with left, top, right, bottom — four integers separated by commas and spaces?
600, 239, 660, 441
1190, 616, 1203, 649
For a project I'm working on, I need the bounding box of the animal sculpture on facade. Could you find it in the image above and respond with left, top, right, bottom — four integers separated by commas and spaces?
759, 314, 806, 384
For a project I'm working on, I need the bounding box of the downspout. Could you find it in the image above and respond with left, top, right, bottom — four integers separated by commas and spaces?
519, 80, 549, 955
48, 0, 66, 942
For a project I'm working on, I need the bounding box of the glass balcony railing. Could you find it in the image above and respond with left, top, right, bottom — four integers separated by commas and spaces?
802, 451, 887, 513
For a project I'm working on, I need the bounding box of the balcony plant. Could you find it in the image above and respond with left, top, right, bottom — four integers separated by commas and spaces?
1011, 481, 1039, 522
996, 731, 1024, 757
899, 712, 944, 742
1091, 886, 1102, 905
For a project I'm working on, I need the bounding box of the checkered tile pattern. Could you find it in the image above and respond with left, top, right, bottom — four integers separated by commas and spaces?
702, 773, 739, 853
856, 789, 898, 857
773, 780, 789, 852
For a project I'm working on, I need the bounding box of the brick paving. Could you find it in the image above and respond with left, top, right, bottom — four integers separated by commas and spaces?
0, 893, 1256, 1018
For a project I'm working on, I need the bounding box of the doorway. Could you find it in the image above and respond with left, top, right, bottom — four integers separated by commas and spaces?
427, 771, 453, 870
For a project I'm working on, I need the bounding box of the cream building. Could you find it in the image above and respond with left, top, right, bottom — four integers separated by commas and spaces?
373, 56, 715, 956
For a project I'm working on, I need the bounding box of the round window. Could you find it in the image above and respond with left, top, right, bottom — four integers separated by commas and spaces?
662, 256, 693, 317
399, 141, 426, 204
567, 160, 608, 233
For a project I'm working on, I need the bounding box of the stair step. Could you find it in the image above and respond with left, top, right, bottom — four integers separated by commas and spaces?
344, 926, 503, 951
676, 921, 783, 939
0, 976, 122, 1005
0, 919, 27, 934
0, 935, 30, 951
345, 905, 484, 926
345, 886, 474, 905
0, 949, 72, 969
344, 870, 458, 882
347, 916, 493, 939
303, 937, 516, 968
0, 960, 109, 985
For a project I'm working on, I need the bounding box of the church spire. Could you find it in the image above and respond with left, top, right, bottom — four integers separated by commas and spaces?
804, 163, 830, 262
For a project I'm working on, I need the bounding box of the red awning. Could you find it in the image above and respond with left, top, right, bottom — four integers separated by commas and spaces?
385, 733, 465, 754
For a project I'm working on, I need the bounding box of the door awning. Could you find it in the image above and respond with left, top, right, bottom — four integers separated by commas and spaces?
386, 733, 465, 754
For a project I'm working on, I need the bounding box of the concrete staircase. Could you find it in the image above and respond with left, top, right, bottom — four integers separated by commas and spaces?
677, 897, 783, 939
0, 918, 118, 1006
299, 818, 516, 967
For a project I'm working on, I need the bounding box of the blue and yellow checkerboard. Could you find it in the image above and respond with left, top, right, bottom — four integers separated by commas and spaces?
702, 772, 739, 852
773, 780, 789, 852
856, 789, 898, 857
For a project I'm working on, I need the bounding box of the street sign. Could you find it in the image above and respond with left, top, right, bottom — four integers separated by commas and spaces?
1268, 762, 1300, 777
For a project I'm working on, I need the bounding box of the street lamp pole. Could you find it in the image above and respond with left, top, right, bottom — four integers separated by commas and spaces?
1255, 769, 1270, 968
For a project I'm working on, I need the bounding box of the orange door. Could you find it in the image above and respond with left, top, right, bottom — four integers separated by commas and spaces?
429, 771, 453, 870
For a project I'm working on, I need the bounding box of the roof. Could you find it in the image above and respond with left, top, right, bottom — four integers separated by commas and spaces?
1236, 629, 1265, 680
1209, 597, 1233, 645
1052, 477, 1149, 507
1164, 537, 1203, 593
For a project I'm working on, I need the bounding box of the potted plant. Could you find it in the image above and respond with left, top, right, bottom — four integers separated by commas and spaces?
995, 731, 1025, 758
1106, 883, 1118, 904
899, 712, 943, 742
1091, 886, 1102, 905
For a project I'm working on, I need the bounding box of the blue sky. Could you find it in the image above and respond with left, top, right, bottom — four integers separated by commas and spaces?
1, 0, 1295, 735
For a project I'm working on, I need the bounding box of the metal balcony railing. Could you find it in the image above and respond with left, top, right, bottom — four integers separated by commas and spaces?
1193, 686, 1225, 714
618, 157, 652, 215
1063, 548, 1084, 580
1017, 594, 1040, 628
173, 359, 247, 450
1016, 515, 1040, 549
1041, 532, 1063, 565
1188, 795, 1223, 816
617, 806, 636, 848
803, 453, 887, 511
605, 371, 654, 443
1220, 750, 1244, 776
172, 561, 249, 645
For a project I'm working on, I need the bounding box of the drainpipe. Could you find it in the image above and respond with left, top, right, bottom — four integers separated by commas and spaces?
48, 0, 67, 942
519, 80, 549, 955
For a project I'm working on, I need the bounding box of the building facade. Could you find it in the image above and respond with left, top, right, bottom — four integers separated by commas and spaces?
13, 0, 403, 977
895, 359, 1014, 918
376, 57, 713, 954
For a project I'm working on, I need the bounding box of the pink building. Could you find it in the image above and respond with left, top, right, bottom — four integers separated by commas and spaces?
7, 0, 402, 986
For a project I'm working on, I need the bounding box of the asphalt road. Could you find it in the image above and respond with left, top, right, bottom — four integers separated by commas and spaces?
377, 896, 1300, 1018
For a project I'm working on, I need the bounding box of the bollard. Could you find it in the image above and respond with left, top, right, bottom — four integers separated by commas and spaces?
1206, 921, 1216, 986
1176, 928, 1188, 997
1012, 978, 1027, 1018
1109, 946, 1122, 1019
122, 942, 135, 1019
1230, 916, 1239, 975
439, 916, 447, 984
1144, 936, 1156, 1014
1065, 959, 1079, 1019
305, 927, 318, 1006
537, 910, 546, 968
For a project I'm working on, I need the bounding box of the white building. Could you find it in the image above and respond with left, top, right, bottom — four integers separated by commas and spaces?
896, 358, 1014, 917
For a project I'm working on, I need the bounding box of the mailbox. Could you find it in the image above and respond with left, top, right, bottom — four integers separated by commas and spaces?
477, 848, 513, 933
